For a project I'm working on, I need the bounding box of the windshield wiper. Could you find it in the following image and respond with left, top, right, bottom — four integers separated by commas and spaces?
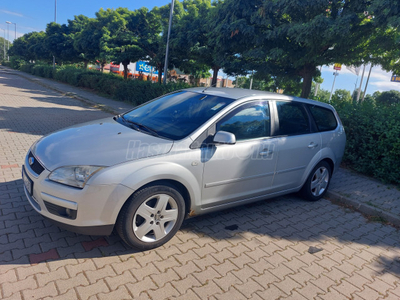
120, 116, 162, 138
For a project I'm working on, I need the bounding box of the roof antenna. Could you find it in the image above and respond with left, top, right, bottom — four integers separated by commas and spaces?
202, 81, 217, 93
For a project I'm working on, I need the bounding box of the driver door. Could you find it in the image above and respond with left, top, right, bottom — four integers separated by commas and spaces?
201, 101, 278, 208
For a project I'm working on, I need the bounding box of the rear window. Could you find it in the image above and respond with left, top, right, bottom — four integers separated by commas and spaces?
309, 105, 338, 132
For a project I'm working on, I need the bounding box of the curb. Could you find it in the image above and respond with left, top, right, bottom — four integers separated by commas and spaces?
326, 190, 400, 227
3, 67, 121, 115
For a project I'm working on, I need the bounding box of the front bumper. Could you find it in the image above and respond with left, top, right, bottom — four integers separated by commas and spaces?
23, 153, 134, 236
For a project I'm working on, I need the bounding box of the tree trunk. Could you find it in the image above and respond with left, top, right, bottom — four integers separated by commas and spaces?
157, 65, 163, 84
84, 61, 88, 69
100, 62, 105, 73
300, 64, 316, 99
122, 62, 129, 80
211, 66, 219, 87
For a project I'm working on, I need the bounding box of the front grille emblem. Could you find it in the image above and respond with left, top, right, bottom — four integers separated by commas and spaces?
29, 157, 35, 166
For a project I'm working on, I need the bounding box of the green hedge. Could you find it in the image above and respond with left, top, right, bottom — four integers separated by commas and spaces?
327, 99, 400, 185
16, 63, 190, 105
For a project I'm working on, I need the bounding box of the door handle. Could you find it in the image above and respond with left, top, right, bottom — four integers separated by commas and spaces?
308, 142, 318, 149
259, 150, 273, 156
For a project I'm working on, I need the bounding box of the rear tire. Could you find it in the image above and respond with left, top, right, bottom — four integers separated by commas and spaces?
116, 184, 185, 250
300, 161, 332, 201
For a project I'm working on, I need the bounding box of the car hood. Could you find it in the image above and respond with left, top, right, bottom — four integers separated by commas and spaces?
32, 117, 174, 171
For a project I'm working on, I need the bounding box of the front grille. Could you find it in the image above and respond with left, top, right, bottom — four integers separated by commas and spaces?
44, 201, 77, 220
28, 152, 45, 175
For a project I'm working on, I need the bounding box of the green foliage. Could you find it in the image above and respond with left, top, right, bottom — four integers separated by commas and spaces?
234, 73, 302, 96
375, 90, 400, 106
19, 64, 34, 73
52, 66, 85, 85
8, 31, 49, 62
332, 89, 352, 103
325, 98, 400, 185
3, 56, 25, 69
171, 0, 221, 85
234, 76, 272, 91
0, 37, 9, 61
211, 0, 379, 98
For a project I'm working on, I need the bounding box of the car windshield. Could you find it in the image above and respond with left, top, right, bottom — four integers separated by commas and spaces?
120, 91, 235, 140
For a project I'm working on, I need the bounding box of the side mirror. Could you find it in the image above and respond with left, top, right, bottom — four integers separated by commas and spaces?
213, 131, 236, 145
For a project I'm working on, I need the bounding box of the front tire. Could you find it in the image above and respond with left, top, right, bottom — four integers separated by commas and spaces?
300, 161, 332, 201
116, 184, 185, 250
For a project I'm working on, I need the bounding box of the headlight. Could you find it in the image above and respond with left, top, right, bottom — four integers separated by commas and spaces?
48, 166, 104, 188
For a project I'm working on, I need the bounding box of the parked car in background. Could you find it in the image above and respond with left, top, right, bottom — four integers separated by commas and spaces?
22, 88, 346, 250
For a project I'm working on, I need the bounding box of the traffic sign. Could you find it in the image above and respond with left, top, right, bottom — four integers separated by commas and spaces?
391, 75, 400, 83
333, 63, 342, 71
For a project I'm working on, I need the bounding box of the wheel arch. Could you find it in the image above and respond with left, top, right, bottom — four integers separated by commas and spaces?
300, 150, 336, 191
114, 178, 194, 228
133, 179, 192, 216
321, 157, 334, 174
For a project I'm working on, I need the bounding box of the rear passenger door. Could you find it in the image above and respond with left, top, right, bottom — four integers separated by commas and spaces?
272, 101, 321, 190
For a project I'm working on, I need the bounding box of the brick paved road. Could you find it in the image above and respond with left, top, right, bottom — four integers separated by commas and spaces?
1, 69, 400, 300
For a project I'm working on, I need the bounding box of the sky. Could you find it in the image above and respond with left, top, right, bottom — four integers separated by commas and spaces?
1, 0, 399, 95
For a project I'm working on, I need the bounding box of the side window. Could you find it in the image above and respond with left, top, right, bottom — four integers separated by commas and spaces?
309, 105, 338, 132
276, 101, 310, 135
217, 102, 270, 141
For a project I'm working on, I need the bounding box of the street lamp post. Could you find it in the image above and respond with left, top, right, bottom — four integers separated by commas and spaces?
5, 22, 9, 61
328, 71, 339, 103
163, 0, 175, 85
53, 0, 57, 68
6, 21, 17, 40
356, 64, 366, 103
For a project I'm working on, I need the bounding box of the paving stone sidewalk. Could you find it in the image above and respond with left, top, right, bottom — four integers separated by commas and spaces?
1, 66, 400, 300
328, 169, 400, 227
1, 66, 134, 115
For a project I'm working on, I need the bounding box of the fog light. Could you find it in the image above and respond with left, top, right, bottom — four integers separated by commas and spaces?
43, 201, 77, 220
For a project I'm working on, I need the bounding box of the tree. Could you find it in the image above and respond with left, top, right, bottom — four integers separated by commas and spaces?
375, 90, 400, 106
8, 33, 34, 61
172, 0, 221, 86
126, 7, 164, 83
211, 0, 378, 98
45, 20, 83, 65
121, 2, 187, 84
147, 2, 187, 84
0, 36, 8, 61
95, 8, 145, 79
8, 31, 49, 62
234, 76, 272, 91
332, 89, 352, 103
234, 72, 302, 96
314, 88, 331, 103
352, 90, 364, 102
73, 18, 100, 68
73, 17, 113, 70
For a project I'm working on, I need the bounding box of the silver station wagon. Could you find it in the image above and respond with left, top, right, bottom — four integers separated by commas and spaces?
23, 88, 346, 250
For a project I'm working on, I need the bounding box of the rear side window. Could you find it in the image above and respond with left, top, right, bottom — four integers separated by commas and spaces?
309, 105, 338, 132
276, 101, 310, 135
